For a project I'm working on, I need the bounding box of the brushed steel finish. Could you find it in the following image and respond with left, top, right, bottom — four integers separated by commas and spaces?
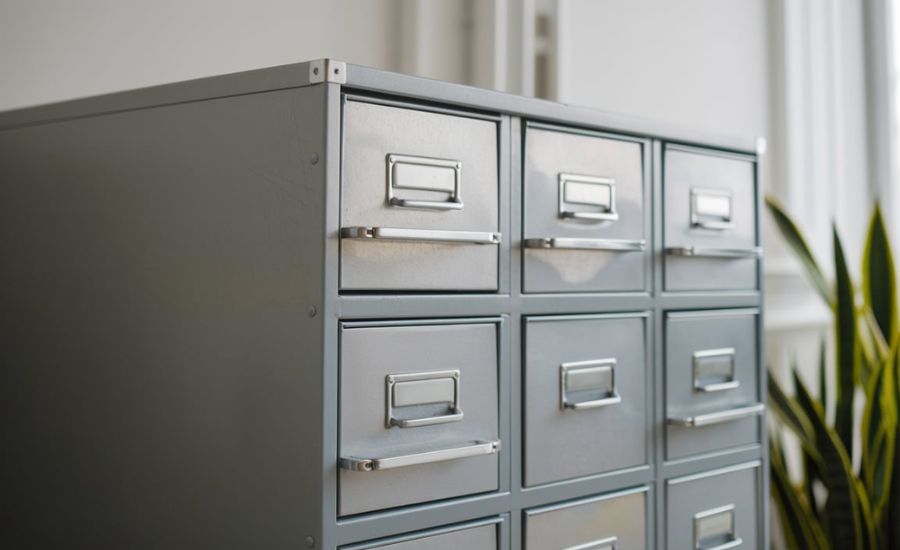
525, 487, 647, 550
352, 520, 499, 550
664, 147, 758, 291
524, 314, 648, 486
665, 310, 761, 460
667, 464, 759, 550
339, 321, 499, 516
524, 125, 647, 293
341, 99, 499, 291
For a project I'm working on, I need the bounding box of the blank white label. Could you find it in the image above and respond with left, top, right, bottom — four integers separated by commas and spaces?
694, 193, 732, 219
565, 181, 612, 208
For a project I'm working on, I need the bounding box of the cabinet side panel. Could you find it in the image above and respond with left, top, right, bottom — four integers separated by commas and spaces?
0, 86, 326, 548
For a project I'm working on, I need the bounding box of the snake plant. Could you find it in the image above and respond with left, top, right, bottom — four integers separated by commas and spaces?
767, 197, 900, 549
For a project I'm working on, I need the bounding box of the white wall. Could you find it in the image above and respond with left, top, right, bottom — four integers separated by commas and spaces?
552, 0, 770, 142
0, 0, 403, 111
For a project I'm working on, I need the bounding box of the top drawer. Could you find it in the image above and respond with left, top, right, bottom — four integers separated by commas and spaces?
663, 145, 760, 292
340, 98, 501, 292
523, 124, 648, 293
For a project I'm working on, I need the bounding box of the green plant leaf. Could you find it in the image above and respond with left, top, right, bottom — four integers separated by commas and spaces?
834, 225, 858, 457
770, 432, 830, 549
863, 205, 897, 341
792, 369, 871, 548
766, 196, 834, 307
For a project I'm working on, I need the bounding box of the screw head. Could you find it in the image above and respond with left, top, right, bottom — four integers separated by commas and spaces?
312, 66, 320, 76
304, 535, 316, 548
310, 152, 319, 165
307, 306, 317, 318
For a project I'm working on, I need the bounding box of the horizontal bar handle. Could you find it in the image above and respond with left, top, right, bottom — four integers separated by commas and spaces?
341, 226, 501, 245
666, 246, 762, 259
699, 539, 743, 550
339, 439, 501, 472
668, 403, 765, 427
524, 237, 646, 252
564, 536, 618, 550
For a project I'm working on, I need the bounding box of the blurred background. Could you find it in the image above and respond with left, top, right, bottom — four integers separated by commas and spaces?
1, 0, 897, 497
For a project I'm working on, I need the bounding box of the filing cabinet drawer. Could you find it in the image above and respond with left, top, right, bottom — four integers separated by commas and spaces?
523, 124, 648, 293
665, 310, 762, 460
340, 97, 501, 291
663, 145, 760, 291
523, 313, 648, 486
525, 487, 648, 549
338, 319, 500, 516
666, 463, 760, 549
345, 518, 501, 550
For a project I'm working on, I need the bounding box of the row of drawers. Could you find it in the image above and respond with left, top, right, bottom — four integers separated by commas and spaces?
338, 309, 762, 516
340, 96, 760, 293
348, 462, 761, 549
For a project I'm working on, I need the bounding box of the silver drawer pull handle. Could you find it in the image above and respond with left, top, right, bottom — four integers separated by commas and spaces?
666, 246, 762, 259
668, 403, 765, 427
339, 439, 501, 472
386, 370, 463, 429
387, 153, 463, 211
561, 359, 622, 410
565, 536, 618, 550
693, 347, 740, 393
691, 188, 735, 231
524, 238, 646, 252
559, 173, 619, 222
695, 504, 742, 550
341, 226, 501, 245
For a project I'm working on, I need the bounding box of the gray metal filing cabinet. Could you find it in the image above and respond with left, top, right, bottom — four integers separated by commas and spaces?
0, 59, 767, 549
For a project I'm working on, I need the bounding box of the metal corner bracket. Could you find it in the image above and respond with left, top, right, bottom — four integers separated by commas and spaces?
308, 59, 347, 84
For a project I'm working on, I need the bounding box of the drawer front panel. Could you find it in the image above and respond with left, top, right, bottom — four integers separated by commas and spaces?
663, 146, 759, 291
665, 310, 762, 460
524, 125, 647, 293
666, 464, 760, 550
524, 313, 648, 486
525, 487, 647, 550
341, 98, 500, 291
339, 320, 500, 516
346, 519, 499, 550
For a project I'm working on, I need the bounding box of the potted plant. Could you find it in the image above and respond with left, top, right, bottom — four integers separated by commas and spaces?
767, 197, 899, 549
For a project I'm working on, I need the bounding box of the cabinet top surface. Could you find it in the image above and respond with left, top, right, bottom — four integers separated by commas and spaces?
0, 58, 760, 154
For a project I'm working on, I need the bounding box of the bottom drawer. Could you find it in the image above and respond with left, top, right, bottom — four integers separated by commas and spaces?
666, 462, 760, 549
344, 517, 501, 550
525, 487, 648, 549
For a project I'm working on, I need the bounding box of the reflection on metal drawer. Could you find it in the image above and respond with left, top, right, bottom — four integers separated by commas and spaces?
341, 98, 500, 291
523, 124, 648, 293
